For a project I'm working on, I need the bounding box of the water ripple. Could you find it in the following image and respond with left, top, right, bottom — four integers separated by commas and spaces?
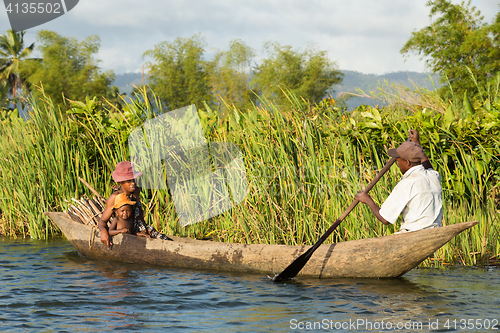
1, 237, 499, 332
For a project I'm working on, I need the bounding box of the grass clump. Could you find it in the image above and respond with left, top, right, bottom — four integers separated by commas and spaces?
0, 81, 498, 267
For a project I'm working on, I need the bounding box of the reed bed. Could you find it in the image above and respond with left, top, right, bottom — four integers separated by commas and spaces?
0, 86, 498, 268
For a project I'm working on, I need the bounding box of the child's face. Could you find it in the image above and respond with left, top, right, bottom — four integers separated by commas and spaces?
116, 205, 133, 220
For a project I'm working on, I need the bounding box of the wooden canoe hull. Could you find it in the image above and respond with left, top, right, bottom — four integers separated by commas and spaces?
46, 212, 478, 279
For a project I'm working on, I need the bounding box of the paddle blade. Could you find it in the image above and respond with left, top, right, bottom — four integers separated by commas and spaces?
272, 247, 314, 282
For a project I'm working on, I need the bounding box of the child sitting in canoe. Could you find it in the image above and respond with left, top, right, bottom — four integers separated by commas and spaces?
108, 193, 149, 237
99, 161, 172, 249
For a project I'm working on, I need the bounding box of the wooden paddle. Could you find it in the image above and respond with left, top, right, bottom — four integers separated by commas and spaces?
272, 156, 398, 282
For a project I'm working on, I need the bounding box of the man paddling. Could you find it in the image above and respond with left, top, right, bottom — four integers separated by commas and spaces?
355, 130, 443, 233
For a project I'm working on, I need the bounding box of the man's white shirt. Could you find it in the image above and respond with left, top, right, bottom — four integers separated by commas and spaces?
379, 165, 443, 232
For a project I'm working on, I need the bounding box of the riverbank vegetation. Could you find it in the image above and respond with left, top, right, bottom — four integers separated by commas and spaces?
0, 78, 499, 267
1, 30, 342, 116
1, 0, 499, 268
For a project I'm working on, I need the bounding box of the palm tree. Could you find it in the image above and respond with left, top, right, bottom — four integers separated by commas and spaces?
0, 30, 34, 101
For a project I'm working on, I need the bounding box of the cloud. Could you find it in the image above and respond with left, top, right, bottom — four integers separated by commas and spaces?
0, 0, 497, 74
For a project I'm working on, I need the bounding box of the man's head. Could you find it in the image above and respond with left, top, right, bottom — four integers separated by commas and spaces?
388, 141, 426, 174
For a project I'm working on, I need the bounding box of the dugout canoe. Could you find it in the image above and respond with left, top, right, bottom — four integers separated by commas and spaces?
45, 212, 478, 279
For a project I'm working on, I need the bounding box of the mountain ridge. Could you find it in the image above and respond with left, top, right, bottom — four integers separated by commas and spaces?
113, 70, 441, 110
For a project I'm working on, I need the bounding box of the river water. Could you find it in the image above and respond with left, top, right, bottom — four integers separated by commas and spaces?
1, 236, 499, 332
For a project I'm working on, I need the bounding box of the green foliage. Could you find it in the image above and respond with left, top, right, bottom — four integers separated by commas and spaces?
1, 84, 497, 267
340, 78, 500, 206
209, 39, 255, 112
252, 42, 343, 106
0, 107, 22, 125
21, 30, 115, 111
142, 35, 343, 113
0, 91, 136, 238
0, 34, 498, 267
144, 34, 213, 111
401, 0, 500, 99
0, 29, 34, 104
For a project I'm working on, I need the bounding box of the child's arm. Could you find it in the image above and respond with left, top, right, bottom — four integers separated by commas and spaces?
109, 228, 130, 236
108, 218, 129, 235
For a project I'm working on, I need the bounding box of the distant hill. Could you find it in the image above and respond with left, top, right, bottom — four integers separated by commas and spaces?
113, 70, 442, 110
113, 72, 148, 95
336, 70, 441, 110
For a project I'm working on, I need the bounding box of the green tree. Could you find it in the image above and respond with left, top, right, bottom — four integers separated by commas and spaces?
22, 30, 115, 110
144, 34, 213, 110
0, 30, 34, 103
252, 42, 343, 106
210, 39, 255, 111
401, 0, 500, 98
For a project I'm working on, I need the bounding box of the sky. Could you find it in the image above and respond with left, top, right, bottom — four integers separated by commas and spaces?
1, 0, 498, 75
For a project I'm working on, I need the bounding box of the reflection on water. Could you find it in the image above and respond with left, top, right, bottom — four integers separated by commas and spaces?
1, 236, 499, 332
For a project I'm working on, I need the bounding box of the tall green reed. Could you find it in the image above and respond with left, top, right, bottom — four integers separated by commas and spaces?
0, 91, 130, 238
0, 84, 498, 267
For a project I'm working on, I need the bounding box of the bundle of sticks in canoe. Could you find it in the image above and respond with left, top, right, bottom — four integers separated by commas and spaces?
66, 196, 106, 226
65, 177, 109, 226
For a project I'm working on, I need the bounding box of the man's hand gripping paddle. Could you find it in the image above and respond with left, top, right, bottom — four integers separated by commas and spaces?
272, 156, 398, 282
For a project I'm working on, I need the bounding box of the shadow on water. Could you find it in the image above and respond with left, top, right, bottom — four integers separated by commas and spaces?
2, 236, 500, 332
63, 246, 432, 297
285, 275, 433, 295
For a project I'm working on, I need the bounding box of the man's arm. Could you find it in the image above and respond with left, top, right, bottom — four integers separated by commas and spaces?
354, 191, 391, 225
408, 129, 433, 169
